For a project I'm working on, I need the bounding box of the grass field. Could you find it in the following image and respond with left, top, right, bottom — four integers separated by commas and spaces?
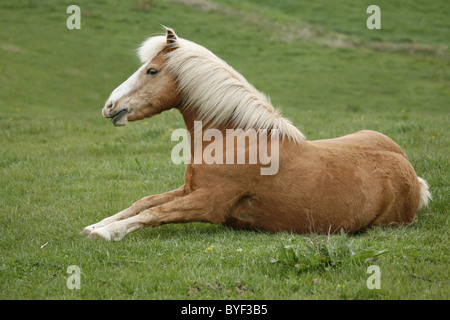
0, 0, 448, 300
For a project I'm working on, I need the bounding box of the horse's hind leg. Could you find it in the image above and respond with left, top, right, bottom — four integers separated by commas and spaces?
87, 188, 230, 241
82, 186, 186, 235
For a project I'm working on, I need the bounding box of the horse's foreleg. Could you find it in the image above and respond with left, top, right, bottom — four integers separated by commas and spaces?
82, 186, 186, 235
87, 188, 229, 241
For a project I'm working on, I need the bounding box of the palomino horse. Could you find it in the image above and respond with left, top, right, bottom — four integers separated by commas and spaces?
83, 28, 431, 241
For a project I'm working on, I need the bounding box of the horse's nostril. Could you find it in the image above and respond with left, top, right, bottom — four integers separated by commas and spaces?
106, 101, 115, 109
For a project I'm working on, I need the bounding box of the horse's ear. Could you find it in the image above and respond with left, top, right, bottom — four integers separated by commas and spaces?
166, 28, 178, 47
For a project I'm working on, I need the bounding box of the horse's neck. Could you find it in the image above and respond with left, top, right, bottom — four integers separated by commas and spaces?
181, 109, 202, 157
181, 110, 197, 146
181, 108, 236, 137
181, 110, 196, 138
181, 108, 235, 158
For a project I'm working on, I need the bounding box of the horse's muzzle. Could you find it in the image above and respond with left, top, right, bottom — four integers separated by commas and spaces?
102, 101, 129, 126
111, 108, 128, 126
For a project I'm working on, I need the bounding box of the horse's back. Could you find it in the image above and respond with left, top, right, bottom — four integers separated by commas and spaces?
309, 130, 407, 157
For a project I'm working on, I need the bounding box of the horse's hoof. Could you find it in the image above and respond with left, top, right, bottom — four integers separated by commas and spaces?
87, 228, 112, 241
81, 226, 93, 235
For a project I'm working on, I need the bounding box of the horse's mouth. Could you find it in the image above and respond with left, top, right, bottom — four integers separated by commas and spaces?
112, 109, 128, 126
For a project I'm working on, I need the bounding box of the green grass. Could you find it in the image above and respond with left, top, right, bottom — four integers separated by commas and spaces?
0, 0, 448, 299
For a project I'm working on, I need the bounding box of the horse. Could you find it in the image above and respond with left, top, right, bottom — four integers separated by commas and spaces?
82, 28, 431, 241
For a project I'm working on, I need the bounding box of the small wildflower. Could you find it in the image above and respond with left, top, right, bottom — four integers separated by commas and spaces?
237, 248, 243, 252
169, 128, 174, 132
205, 245, 214, 251
144, 121, 149, 125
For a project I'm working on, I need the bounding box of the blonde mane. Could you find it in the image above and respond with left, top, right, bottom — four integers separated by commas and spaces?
137, 32, 305, 143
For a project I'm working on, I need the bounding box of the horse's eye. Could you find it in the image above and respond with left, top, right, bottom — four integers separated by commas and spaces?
146, 68, 158, 75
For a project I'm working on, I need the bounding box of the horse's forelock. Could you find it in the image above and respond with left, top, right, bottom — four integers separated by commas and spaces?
137, 35, 167, 64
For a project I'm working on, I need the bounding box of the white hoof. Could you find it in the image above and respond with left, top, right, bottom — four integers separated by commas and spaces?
87, 222, 128, 241
87, 227, 113, 241
82, 219, 113, 235
81, 225, 95, 235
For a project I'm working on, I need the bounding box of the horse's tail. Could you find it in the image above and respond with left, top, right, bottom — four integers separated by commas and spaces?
417, 177, 432, 210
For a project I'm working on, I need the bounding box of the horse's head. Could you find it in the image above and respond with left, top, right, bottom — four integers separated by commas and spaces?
102, 29, 180, 126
